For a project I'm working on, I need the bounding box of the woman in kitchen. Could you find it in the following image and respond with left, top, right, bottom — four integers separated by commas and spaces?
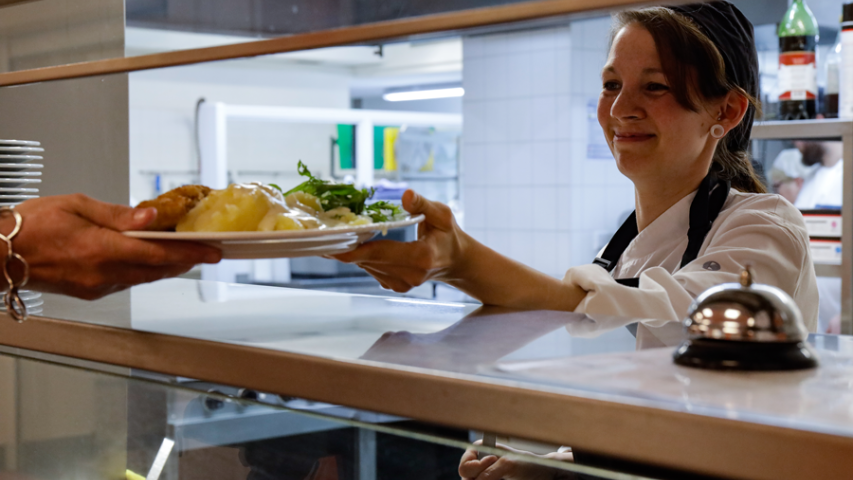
335, 1, 819, 347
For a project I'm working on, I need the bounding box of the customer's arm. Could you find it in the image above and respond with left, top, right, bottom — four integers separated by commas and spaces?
333, 190, 586, 311
0, 194, 221, 300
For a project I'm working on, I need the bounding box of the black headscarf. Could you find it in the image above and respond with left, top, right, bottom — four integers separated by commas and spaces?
667, 1, 759, 153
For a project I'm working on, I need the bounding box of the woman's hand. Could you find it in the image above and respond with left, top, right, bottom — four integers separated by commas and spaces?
458, 442, 574, 480
333, 189, 470, 292
5, 194, 221, 300
335, 190, 587, 311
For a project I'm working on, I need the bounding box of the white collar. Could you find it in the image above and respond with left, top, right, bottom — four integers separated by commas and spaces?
624, 190, 697, 259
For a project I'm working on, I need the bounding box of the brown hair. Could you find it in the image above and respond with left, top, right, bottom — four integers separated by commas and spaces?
612, 7, 766, 193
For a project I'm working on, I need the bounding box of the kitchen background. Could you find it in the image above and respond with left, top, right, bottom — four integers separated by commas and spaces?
0, 1, 848, 469
0, 0, 845, 296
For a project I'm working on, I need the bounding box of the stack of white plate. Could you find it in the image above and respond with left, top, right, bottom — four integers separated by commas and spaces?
0, 139, 41, 206
0, 139, 43, 315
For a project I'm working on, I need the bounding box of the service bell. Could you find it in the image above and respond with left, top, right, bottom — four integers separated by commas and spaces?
673, 266, 818, 371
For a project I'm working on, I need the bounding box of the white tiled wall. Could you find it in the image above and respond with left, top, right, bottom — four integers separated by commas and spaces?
461, 18, 635, 278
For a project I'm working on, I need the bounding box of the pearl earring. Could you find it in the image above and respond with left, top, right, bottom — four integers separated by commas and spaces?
710, 124, 725, 139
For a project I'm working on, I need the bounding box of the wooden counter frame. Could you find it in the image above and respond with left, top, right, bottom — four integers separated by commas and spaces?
0, 311, 850, 480
0, 0, 668, 87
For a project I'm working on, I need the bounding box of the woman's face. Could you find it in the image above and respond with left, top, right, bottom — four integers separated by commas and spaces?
598, 23, 717, 188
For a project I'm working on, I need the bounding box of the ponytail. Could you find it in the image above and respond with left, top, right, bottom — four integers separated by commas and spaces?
712, 139, 766, 193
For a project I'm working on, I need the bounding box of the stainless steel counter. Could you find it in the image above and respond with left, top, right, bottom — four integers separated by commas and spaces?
1, 278, 852, 479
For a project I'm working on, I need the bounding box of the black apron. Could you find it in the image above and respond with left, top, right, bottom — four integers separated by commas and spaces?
592, 174, 730, 335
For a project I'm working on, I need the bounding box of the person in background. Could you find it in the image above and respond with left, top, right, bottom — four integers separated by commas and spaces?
769, 147, 812, 204
1, 194, 221, 301
782, 141, 844, 333
792, 140, 843, 211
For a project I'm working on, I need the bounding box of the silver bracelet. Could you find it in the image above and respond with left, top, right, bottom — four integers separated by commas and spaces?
0, 207, 29, 322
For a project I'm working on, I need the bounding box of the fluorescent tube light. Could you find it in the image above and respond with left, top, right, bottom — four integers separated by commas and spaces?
383, 87, 464, 102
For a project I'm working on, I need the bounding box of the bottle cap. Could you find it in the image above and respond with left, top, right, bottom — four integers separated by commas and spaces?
844, 3, 853, 23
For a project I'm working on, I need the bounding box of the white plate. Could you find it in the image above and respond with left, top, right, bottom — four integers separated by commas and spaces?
0, 187, 38, 193
0, 195, 38, 199
125, 215, 425, 259
0, 171, 40, 177
0, 147, 43, 154
0, 163, 43, 170
0, 178, 40, 183
0, 155, 42, 163
0, 140, 39, 146
16, 291, 42, 301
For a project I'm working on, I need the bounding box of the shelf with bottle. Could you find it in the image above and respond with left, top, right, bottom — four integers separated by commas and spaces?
751, 118, 853, 333
777, 0, 820, 120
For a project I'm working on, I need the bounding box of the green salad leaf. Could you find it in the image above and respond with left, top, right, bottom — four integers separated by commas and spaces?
284, 161, 404, 222
364, 200, 404, 223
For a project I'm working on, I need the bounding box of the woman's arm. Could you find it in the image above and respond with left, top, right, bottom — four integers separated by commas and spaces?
564, 201, 818, 332
445, 234, 586, 311
334, 190, 586, 311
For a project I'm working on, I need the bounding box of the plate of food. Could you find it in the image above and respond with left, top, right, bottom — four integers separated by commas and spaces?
125, 162, 423, 259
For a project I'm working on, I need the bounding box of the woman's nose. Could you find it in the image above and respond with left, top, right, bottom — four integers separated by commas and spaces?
610, 89, 644, 120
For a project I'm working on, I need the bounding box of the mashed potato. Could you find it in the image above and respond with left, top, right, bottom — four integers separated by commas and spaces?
176, 183, 373, 232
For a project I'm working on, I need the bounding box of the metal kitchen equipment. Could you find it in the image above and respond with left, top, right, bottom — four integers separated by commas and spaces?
673, 266, 819, 370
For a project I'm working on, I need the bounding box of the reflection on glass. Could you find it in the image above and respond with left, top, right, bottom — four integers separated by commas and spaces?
0, 351, 647, 480
125, 0, 535, 40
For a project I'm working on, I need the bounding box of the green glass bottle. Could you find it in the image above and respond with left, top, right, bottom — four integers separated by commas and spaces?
778, 0, 819, 120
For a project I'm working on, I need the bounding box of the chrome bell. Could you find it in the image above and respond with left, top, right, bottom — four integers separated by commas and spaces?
673, 266, 818, 370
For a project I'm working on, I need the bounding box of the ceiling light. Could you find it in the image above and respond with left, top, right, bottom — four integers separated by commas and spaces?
382, 84, 464, 102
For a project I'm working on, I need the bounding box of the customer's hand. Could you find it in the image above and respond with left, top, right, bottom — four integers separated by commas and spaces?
3, 194, 221, 300
458, 441, 574, 480
332, 189, 470, 292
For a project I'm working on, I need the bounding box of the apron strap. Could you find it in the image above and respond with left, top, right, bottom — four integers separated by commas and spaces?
593, 173, 731, 276
680, 175, 731, 268
594, 175, 730, 339
593, 211, 638, 272
615, 278, 640, 288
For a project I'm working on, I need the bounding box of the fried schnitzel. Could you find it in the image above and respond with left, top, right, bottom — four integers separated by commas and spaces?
136, 185, 211, 231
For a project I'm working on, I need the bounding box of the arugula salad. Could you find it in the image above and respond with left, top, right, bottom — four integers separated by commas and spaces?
272, 161, 405, 223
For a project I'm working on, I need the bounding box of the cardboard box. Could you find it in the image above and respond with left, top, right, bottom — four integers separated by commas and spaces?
810, 239, 842, 265
801, 210, 842, 238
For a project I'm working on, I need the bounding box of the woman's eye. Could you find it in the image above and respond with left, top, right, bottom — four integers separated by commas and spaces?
647, 83, 670, 92
603, 81, 620, 91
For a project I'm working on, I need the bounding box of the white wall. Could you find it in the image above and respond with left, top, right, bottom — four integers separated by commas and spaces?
128, 60, 351, 204
360, 95, 462, 114
461, 18, 635, 278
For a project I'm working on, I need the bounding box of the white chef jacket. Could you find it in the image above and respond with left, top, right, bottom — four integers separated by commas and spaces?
563, 189, 819, 349
794, 159, 843, 210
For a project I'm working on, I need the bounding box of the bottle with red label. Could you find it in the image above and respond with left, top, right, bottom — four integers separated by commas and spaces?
778, 0, 819, 120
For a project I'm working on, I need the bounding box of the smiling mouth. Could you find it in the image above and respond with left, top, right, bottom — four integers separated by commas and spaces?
614, 133, 655, 142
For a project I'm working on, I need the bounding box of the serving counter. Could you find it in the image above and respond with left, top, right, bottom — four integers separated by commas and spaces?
0, 279, 852, 480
